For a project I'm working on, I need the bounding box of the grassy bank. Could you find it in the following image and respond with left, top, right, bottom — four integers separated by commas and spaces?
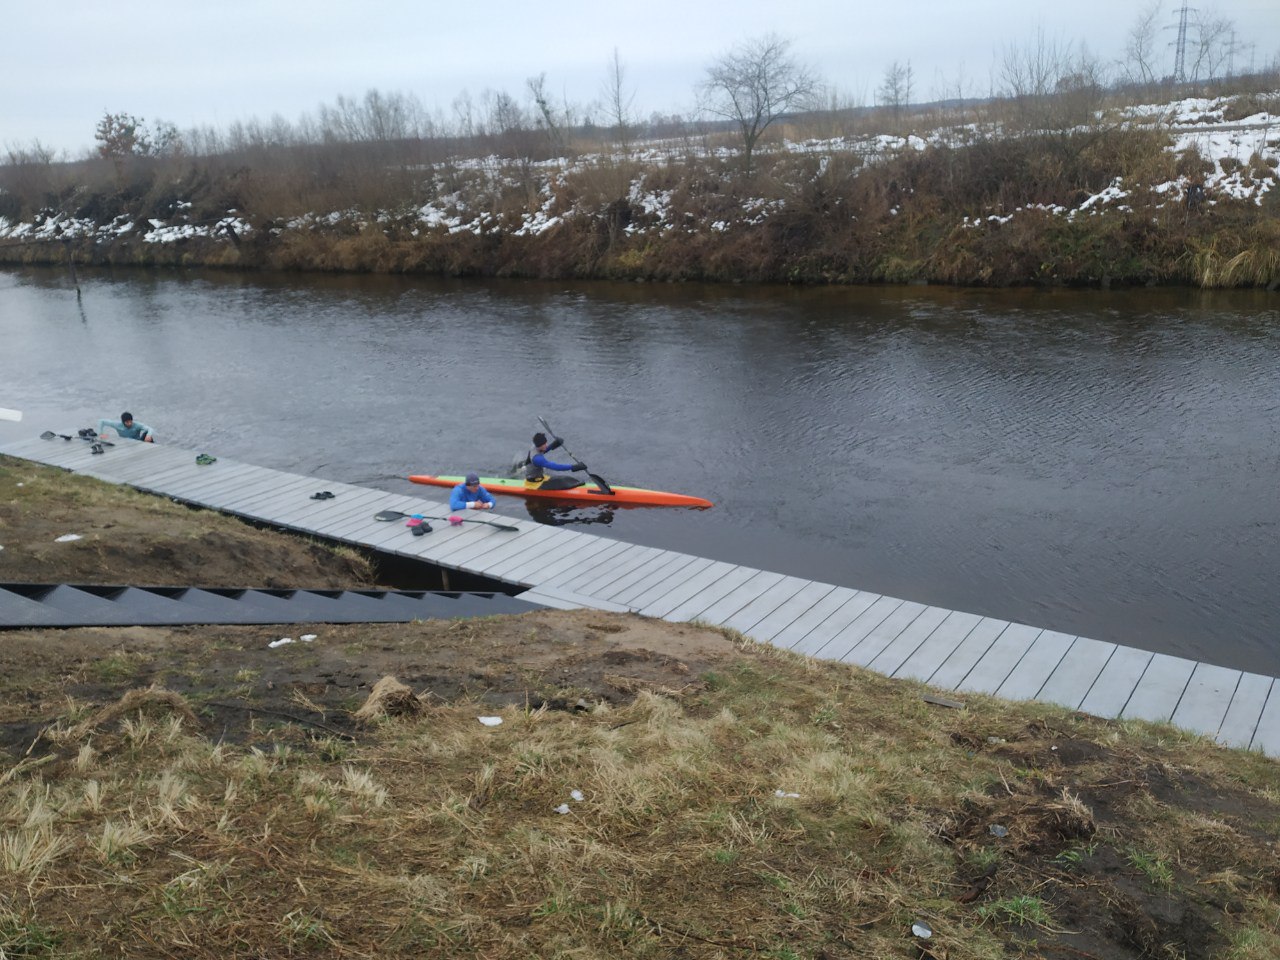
2, 457, 1280, 958
3, 89, 1278, 289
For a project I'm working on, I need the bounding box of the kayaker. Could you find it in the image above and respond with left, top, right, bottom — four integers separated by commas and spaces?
97, 411, 155, 443
525, 432, 586, 483
450, 473, 496, 511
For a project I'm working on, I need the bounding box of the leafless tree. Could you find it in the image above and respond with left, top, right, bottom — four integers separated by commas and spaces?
699, 33, 819, 170
997, 30, 1109, 130
602, 47, 636, 154
527, 72, 565, 155
1188, 10, 1237, 81
1122, 1, 1163, 85
877, 60, 914, 124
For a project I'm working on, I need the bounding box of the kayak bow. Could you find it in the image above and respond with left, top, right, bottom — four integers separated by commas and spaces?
409, 474, 713, 508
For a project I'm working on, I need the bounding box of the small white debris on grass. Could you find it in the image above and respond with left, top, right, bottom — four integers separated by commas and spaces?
478, 716, 502, 727
570, 790, 584, 802
15, 483, 22, 487
553, 803, 571, 815
268, 637, 294, 648
54, 534, 82, 542
774, 790, 801, 799
300, 634, 317, 642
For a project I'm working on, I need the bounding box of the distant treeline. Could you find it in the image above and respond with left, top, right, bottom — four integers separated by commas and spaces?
1, 75, 1278, 289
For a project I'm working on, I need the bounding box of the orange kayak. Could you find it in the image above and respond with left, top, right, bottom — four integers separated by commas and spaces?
409, 474, 713, 508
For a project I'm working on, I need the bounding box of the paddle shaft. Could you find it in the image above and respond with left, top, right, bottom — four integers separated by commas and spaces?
538, 416, 614, 496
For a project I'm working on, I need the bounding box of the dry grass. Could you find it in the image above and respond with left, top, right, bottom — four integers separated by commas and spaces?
3, 643, 1280, 960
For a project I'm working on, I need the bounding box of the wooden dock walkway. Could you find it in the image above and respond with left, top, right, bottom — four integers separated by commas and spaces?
4, 434, 1277, 757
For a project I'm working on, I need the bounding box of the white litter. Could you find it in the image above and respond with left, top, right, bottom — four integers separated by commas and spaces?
15, 483, 22, 487
570, 790, 584, 802
268, 637, 294, 648
54, 534, 82, 542
774, 790, 801, 798
553, 803, 571, 815
478, 716, 502, 727
300, 634, 317, 642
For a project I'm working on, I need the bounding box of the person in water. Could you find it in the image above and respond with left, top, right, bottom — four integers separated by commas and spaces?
450, 473, 496, 510
97, 411, 155, 442
524, 432, 586, 482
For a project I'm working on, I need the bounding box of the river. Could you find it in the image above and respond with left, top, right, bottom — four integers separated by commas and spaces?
2, 266, 1278, 674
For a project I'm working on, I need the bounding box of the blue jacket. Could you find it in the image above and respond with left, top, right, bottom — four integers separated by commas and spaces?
98, 418, 155, 441
450, 482, 496, 510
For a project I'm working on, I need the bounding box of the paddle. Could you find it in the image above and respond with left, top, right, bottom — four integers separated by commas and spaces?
538, 416, 615, 496
0, 407, 21, 422
40, 430, 114, 447
372, 509, 518, 532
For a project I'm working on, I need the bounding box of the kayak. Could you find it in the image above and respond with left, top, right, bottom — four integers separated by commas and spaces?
408, 474, 714, 508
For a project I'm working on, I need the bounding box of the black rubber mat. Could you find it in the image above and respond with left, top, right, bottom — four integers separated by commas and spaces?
0, 583, 542, 628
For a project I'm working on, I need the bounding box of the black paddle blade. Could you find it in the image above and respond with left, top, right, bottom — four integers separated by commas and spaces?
40, 431, 56, 440
373, 510, 408, 521
587, 472, 615, 496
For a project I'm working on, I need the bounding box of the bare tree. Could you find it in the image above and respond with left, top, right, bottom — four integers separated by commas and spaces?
602, 47, 636, 154
526, 73, 565, 155
877, 60, 914, 124
1188, 10, 1237, 81
699, 33, 819, 170
1122, 1, 1163, 85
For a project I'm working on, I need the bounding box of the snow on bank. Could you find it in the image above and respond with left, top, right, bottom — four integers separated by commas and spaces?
1, 91, 1275, 246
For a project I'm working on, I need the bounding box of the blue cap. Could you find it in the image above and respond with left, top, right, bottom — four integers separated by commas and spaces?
465, 473, 480, 485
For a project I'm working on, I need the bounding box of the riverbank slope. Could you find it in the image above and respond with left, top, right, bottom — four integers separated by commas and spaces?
2, 453, 1279, 958
2, 92, 1277, 289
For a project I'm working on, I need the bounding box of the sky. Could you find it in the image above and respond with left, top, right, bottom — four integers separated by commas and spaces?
3, 0, 1278, 157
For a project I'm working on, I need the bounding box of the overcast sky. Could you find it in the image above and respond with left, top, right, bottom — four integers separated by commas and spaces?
3, 1, 1278, 157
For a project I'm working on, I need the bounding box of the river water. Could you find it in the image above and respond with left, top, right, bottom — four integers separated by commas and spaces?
2, 266, 1278, 673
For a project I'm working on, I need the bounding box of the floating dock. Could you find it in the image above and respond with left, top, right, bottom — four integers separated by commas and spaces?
3, 434, 1276, 757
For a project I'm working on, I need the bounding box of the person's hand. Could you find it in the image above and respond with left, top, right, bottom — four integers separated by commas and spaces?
144, 435, 154, 443
480, 502, 493, 510
572, 461, 587, 471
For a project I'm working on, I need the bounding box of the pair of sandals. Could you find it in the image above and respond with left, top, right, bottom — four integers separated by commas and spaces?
406, 516, 432, 536
195, 453, 217, 466
90, 442, 104, 454
310, 490, 336, 500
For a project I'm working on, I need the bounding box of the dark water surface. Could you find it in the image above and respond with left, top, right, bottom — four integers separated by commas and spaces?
2, 267, 1278, 673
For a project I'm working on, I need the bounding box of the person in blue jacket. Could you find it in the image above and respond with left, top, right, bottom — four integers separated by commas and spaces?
97, 411, 155, 442
450, 473, 496, 511
524, 432, 586, 482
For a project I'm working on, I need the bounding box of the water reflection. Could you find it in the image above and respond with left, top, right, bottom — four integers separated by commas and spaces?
522, 501, 619, 526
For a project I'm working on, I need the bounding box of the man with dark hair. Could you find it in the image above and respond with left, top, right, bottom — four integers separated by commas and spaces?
97, 411, 155, 443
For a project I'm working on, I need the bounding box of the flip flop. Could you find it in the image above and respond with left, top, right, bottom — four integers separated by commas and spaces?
309, 491, 335, 500
90, 443, 104, 454
195, 454, 217, 465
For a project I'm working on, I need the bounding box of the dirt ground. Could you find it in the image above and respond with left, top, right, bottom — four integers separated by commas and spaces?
0, 609, 738, 756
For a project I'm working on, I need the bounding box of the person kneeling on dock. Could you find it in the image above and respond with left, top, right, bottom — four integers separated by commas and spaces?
97, 411, 155, 443
450, 473, 495, 511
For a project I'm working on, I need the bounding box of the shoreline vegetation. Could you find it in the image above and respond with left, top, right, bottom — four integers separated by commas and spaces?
2, 77, 1278, 291
4, 459, 1280, 958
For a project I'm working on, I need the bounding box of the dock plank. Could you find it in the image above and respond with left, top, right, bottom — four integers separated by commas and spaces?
746, 581, 838, 642
1036, 637, 1117, 710
1120, 654, 1197, 724
1217, 673, 1274, 749
957, 623, 1044, 695
803, 596, 904, 661
787, 592, 883, 657
996, 630, 1077, 701
638, 561, 740, 618
660, 565, 765, 622
1171, 663, 1243, 739
692, 570, 787, 627
848, 604, 949, 668
926, 618, 1011, 689
879, 609, 982, 680
1078, 646, 1154, 718
617, 557, 719, 609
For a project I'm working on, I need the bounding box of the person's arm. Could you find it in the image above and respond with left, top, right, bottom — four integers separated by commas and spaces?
546, 436, 564, 452
134, 421, 155, 442
477, 487, 496, 507
97, 419, 122, 437
533, 452, 574, 472
449, 486, 468, 511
